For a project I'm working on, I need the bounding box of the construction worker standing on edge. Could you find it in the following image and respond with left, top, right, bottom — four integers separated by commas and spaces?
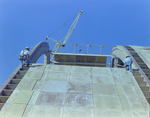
19, 47, 30, 70
123, 55, 133, 72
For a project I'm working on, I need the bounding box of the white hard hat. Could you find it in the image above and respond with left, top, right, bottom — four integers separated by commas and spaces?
25, 47, 29, 49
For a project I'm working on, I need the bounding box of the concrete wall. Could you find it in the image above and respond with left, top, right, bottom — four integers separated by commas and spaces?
0, 64, 149, 117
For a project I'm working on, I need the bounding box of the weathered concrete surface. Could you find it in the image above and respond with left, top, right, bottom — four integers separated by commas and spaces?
0, 64, 149, 117
0, 41, 49, 111
112, 45, 150, 97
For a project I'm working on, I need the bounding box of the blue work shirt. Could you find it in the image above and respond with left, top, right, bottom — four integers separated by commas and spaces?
124, 57, 132, 65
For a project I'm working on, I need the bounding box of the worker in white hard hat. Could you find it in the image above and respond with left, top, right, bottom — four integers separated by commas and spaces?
123, 55, 133, 72
19, 47, 30, 70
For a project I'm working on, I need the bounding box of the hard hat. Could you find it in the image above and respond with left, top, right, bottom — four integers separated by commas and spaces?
25, 47, 30, 50
126, 55, 130, 57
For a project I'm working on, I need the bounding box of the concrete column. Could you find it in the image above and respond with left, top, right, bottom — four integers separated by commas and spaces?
44, 54, 50, 64
110, 58, 114, 68
114, 57, 117, 68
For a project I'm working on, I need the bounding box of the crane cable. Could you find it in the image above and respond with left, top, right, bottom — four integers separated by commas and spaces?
47, 16, 76, 38
58, 27, 70, 42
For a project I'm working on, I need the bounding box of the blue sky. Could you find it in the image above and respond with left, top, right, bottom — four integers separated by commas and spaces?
0, 0, 150, 86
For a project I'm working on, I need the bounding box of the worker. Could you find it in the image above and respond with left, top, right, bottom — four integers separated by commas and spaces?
123, 55, 133, 72
19, 47, 30, 70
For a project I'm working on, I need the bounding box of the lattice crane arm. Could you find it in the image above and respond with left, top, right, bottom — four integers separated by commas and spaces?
62, 10, 83, 45
46, 10, 82, 61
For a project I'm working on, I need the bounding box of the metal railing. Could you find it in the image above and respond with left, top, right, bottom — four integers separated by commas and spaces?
48, 42, 116, 55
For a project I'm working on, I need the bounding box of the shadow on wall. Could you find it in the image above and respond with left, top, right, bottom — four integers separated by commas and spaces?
118, 58, 124, 68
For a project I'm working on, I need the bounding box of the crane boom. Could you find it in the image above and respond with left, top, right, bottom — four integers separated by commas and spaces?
62, 10, 83, 45
46, 10, 83, 61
